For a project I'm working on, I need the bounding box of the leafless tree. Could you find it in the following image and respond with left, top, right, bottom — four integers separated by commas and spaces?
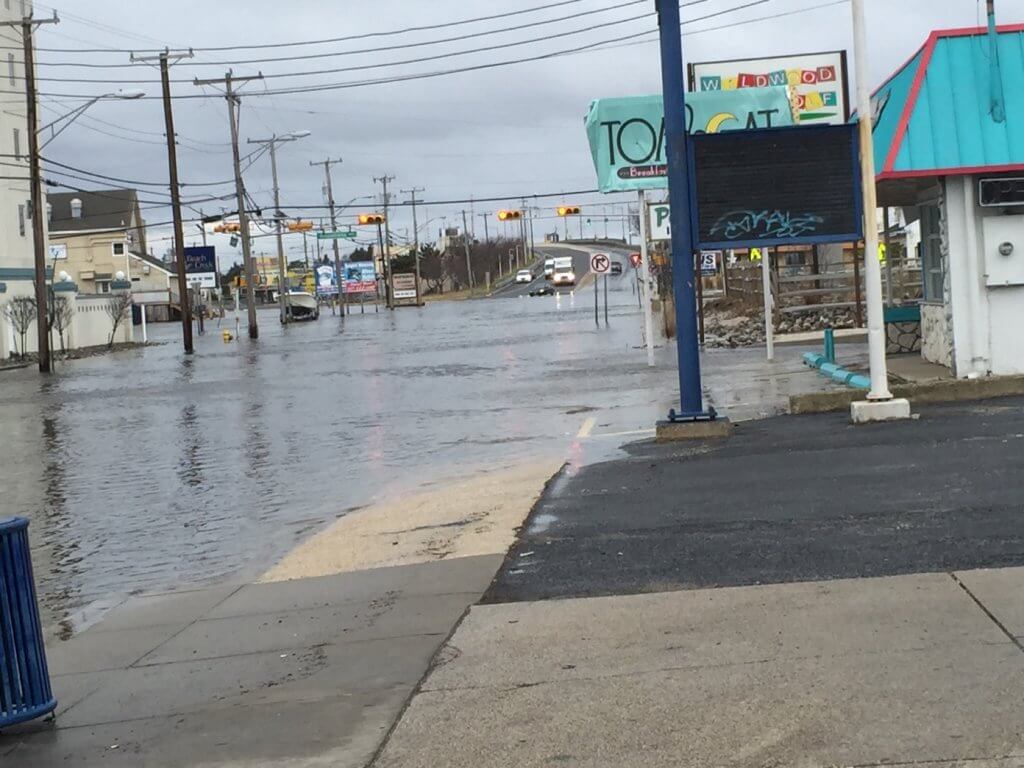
50, 295, 74, 355
104, 293, 133, 348
3, 296, 36, 358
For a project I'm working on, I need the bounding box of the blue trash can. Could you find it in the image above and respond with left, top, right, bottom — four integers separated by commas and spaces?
0, 517, 56, 728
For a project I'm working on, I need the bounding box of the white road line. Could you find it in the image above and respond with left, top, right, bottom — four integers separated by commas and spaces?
576, 417, 597, 438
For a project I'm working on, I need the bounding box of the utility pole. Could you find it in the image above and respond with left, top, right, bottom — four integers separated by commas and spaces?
311, 158, 343, 315
374, 174, 396, 309
527, 205, 536, 260
478, 212, 491, 244
461, 209, 474, 294
520, 198, 532, 265
194, 69, 263, 339
2, 11, 59, 372
402, 187, 425, 305
850, 0, 905, 419
133, 48, 194, 353
251, 134, 310, 324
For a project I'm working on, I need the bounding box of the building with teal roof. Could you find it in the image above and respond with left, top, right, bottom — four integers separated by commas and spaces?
871, 21, 1024, 377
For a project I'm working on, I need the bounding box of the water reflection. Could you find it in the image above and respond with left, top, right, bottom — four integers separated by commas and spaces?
0, 280, 694, 630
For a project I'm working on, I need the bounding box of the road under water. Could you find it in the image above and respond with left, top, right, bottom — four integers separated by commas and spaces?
1, 265, 849, 632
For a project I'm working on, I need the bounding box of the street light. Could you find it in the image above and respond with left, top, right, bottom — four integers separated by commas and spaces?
39, 90, 146, 150
28, 89, 147, 372
247, 130, 311, 324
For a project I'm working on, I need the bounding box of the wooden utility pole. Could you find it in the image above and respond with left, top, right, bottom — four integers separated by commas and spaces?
401, 187, 425, 305
311, 158, 343, 315
374, 174, 396, 309
461, 209, 474, 294
132, 48, 194, 353
1, 12, 59, 371
193, 70, 263, 338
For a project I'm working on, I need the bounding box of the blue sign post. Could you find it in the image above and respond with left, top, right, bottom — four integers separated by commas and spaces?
656, 0, 712, 422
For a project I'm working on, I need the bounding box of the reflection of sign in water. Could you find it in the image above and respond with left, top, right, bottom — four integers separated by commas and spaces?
692, 124, 862, 249
315, 264, 337, 296
690, 50, 849, 126
343, 262, 377, 294
585, 87, 794, 193
392, 273, 419, 302
183, 245, 217, 288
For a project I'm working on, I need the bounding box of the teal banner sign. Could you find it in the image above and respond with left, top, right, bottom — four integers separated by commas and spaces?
585, 87, 794, 193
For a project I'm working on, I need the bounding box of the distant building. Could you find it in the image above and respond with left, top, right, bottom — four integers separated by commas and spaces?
48, 189, 148, 292
48, 189, 174, 323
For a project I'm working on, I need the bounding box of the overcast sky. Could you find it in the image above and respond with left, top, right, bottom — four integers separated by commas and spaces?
15, 0, 1024, 265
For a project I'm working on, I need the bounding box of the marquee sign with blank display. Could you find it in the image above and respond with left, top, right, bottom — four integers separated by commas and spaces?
689, 123, 863, 250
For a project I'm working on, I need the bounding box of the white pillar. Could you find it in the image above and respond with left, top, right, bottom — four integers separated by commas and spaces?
637, 190, 656, 367
140, 303, 148, 343
762, 249, 775, 361
851, 0, 892, 400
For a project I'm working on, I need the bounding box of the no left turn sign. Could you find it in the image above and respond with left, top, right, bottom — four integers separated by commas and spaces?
590, 253, 611, 274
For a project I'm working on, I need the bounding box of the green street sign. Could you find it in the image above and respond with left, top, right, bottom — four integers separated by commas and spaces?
317, 230, 357, 240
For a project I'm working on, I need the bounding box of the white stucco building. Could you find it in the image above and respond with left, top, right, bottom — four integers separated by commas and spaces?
0, 0, 45, 359
873, 23, 1024, 377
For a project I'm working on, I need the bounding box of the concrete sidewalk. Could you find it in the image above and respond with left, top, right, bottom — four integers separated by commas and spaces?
0, 555, 500, 767
371, 397, 1024, 767
375, 568, 1024, 767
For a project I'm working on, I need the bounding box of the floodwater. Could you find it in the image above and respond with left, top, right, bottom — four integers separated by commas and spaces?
0, 267, 665, 629
1, 257, 851, 632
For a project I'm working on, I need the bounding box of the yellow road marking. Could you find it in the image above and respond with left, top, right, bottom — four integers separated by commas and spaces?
591, 428, 657, 439
576, 417, 596, 439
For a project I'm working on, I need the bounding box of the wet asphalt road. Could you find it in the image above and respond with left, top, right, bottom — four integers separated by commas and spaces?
485, 397, 1024, 604
491, 243, 634, 299
0, 282, 671, 630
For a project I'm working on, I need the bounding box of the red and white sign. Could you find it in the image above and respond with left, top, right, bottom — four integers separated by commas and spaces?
629, 252, 642, 268
590, 253, 611, 274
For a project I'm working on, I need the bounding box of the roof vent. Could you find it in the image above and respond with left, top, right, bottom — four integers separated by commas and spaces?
70, 198, 82, 219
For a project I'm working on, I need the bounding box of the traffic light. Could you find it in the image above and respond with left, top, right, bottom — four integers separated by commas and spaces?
358, 213, 385, 225
213, 222, 241, 233
556, 205, 581, 216
287, 220, 314, 232
497, 209, 522, 221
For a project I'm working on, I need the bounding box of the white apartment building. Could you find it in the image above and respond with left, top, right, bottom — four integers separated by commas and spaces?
0, 0, 48, 359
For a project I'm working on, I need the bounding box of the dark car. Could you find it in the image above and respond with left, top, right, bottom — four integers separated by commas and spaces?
529, 285, 555, 297
610, 261, 623, 275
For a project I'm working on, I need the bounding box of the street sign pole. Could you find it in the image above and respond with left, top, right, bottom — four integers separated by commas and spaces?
603, 275, 609, 326
638, 190, 656, 367
594, 272, 599, 327
656, 0, 710, 420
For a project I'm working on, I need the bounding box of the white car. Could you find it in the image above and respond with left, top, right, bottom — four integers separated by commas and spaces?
515, 269, 533, 284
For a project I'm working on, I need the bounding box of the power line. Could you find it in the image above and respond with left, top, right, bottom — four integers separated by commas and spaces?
15, 0, 593, 54
21, 0, 665, 78
2, 0, 771, 98
41, 157, 236, 188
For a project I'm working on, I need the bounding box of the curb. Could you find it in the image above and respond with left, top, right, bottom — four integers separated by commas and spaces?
790, 374, 1024, 414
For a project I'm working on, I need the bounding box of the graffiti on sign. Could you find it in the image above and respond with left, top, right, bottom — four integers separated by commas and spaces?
709, 210, 825, 241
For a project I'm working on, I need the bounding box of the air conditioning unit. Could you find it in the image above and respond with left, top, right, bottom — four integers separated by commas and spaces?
979, 177, 1024, 207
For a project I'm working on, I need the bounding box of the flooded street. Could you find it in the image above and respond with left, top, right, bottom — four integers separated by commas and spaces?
1, 264, 850, 632
2, 273, 674, 630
